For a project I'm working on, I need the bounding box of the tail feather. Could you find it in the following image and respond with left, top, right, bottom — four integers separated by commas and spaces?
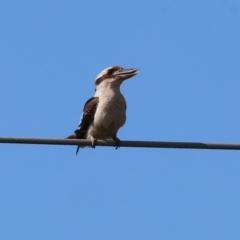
65, 133, 77, 139
66, 133, 81, 155
76, 146, 80, 155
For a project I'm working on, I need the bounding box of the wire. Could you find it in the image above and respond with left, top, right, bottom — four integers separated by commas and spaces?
0, 137, 240, 150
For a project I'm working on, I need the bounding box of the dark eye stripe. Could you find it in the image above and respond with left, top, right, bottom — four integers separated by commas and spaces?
95, 75, 108, 85
95, 66, 121, 85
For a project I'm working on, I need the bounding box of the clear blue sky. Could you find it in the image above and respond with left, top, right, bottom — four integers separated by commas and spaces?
1, 1, 240, 239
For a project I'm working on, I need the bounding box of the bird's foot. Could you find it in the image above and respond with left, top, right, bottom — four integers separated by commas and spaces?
113, 137, 121, 149
90, 136, 97, 148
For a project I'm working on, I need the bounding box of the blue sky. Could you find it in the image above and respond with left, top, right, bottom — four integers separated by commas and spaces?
1, 1, 240, 239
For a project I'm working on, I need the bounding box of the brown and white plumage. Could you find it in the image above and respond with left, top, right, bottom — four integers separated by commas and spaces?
66, 66, 138, 154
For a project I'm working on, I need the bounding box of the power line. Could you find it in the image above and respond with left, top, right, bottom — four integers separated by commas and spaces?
0, 137, 240, 150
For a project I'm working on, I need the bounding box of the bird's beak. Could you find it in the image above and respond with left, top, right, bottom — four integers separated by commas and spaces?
113, 68, 139, 80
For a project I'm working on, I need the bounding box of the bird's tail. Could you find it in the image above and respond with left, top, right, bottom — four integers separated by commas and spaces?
65, 133, 77, 139
65, 133, 81, 155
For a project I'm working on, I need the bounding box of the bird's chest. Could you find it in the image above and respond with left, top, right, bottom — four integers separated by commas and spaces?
94, 94, 126, 129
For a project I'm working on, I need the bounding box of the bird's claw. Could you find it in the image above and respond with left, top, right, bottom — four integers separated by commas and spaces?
91, 137, 97, 148
114, 138, 121, 149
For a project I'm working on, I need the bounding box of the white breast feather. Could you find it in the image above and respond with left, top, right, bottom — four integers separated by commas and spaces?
87, 91, 126, 140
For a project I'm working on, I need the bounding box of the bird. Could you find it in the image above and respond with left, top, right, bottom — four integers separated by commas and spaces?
66, 66, 138, 154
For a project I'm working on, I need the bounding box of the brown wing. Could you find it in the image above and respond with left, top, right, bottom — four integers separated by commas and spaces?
66, 97, 99, 154
74, 97, 99, 139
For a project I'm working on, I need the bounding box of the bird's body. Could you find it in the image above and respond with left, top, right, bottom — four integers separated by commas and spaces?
66, 66, 138, 154
88, 88, 126, 140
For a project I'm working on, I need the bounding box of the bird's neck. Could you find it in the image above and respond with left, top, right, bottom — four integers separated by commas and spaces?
94, 84, 122, 98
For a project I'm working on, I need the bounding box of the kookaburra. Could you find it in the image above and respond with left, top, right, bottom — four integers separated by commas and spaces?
66, 66, 138, 154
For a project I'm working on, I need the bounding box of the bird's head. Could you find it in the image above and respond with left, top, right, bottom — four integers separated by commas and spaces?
95, 66, 138, 90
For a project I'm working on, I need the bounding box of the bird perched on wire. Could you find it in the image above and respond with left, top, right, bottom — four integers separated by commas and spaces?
66, 66, 138, 154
